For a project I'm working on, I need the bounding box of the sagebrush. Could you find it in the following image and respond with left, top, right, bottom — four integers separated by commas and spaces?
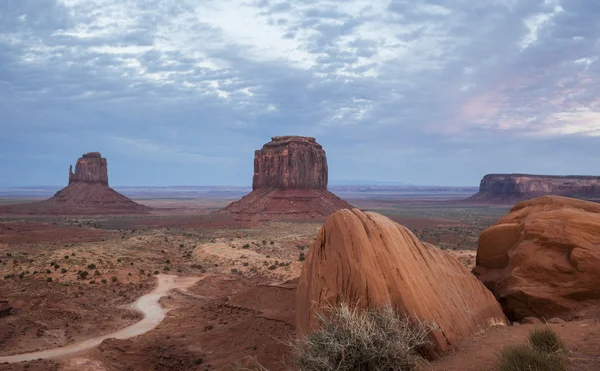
290, 302, 433, 371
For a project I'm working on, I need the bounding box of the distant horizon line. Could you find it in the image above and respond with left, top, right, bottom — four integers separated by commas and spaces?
0, 183, 480, 188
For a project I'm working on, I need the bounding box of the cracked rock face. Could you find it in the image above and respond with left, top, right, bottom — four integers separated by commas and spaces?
469, 174, 600, 203
69, 152, 109, 186
296, 209, 508, 358
252, 136, 327, 190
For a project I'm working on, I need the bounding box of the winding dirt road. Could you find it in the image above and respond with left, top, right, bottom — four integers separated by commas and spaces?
0, 274, 201, 364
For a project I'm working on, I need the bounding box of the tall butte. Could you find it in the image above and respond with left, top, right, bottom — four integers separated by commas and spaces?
0, 152, 150, 215
49, 152, 150, 213
218, 136, 352, 219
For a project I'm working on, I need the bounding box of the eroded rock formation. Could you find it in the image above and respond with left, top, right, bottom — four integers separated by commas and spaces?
297, 209, 508, 358
468, 174, 600, 203
473, 196, 600, 321
219, 136, 352, 219
69, 152, 108, 185
252, 136, 327, 190
0, 152, 150, 215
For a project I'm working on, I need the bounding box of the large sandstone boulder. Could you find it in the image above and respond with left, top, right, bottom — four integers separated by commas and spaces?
218, 136, 352, 219
473, 196, 600, 321
297, 209, 508, 358
468, 173, 600, 203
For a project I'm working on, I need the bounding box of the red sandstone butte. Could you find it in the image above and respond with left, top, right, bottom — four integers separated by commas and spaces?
218, 136, 352, 219
68, 151, 109, 185
0, 152, 150, 215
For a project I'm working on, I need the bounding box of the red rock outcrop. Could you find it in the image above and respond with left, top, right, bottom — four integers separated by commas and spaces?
252, 136, 327, 190
0, 152, 150, 215
219, 136, 352, 219
297, 209, 508, 358
69, 152, 108, 185
473, 196, 600, 321
468, 174, 600, 203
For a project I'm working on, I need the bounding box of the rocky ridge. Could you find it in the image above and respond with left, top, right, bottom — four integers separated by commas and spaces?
468, 174, 600, 203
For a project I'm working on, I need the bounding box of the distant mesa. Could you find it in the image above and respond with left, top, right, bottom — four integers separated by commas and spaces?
467, 173, 600, 203
217, 136, 353, 219
473, 195, 600, 321
0, 152, 150, 215
297, 209, 508, 359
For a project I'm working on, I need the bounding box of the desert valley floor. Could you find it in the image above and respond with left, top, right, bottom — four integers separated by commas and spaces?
1, 191, 599, 371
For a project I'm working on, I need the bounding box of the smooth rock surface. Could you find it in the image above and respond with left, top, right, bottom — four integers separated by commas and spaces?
297, 209, 508, 358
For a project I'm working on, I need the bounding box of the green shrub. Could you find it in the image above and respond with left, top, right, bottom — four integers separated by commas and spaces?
291, 303, 431, 371
111, 276, 118, 282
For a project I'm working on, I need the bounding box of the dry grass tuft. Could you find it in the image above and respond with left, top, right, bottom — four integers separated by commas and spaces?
230, 356, 269, 371
528, 326, 564, 354
496, 326, 567, 371
290, 302, 433, 371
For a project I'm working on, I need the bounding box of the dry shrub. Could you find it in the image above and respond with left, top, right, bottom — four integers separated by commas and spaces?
497, 326, 567, 371
528, 326, 564, 354
290, 302, 433, 371
230, 356, 269, 371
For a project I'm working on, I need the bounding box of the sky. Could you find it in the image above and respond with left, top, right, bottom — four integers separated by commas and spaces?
1, 0, 599, 187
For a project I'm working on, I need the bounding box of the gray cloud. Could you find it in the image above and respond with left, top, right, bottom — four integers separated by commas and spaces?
0, 0, 599, 186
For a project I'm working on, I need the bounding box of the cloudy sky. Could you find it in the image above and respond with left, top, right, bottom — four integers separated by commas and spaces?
1, 0, 599, 187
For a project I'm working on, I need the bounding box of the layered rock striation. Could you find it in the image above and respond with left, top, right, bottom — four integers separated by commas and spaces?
219, 136, 352, 219
468, 174, 600, 203
297, 209, 508, 358
252, 136, 327, 190
69, 152, 108, 185
473, 196, 600, 321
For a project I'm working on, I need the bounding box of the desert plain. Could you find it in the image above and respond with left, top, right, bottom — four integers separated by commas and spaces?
1, 186, 599, 371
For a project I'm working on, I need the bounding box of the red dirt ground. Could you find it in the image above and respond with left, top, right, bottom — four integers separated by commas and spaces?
0, 222, 114, 245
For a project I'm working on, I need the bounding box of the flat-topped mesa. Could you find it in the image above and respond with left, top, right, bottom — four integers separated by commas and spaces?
468, 173, 600, 203
252, 136, 327, 190
69, 152, 109, 186
218, 135, 352, 219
